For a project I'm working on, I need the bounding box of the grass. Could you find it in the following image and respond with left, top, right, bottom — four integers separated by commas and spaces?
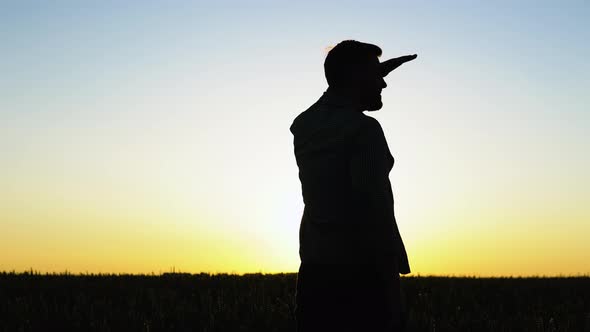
1, 270, 589, 331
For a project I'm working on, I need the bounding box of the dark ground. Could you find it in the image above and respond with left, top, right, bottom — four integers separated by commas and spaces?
1, 271, 589, 332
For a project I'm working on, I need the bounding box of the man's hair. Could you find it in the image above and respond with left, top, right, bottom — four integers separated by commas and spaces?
324, 40, 382, 87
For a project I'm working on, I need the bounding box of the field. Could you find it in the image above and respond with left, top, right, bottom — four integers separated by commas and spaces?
1, 271, 589, 332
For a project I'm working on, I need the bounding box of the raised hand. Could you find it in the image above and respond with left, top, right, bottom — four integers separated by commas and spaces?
379, 54, 418, 77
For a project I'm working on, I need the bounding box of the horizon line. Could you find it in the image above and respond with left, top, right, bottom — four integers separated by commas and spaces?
2, 269, 590, 279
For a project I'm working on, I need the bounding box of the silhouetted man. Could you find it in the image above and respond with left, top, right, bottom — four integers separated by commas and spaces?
289, 40, 417, 332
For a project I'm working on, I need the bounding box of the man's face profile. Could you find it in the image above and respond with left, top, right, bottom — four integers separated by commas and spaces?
358, 56, 387, 112
324, 41, 417, 112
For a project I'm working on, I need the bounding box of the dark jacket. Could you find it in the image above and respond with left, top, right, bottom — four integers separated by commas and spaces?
289, 89, 411, 274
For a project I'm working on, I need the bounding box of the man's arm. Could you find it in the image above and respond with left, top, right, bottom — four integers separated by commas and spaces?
349, 116, 407, 270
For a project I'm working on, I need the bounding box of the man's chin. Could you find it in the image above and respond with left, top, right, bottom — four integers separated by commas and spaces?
366, 100, 383, 111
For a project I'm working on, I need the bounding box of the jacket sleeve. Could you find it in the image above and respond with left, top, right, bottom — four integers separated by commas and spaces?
348, 117, 412, 274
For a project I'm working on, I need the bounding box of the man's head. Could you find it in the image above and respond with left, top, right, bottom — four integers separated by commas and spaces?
324, 40, 385, 111
324, 40, 417, 111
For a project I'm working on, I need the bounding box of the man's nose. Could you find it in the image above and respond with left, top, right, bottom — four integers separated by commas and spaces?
381, 78, 387, 89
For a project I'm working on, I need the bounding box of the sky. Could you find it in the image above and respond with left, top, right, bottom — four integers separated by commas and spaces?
1, 1, 589, 276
